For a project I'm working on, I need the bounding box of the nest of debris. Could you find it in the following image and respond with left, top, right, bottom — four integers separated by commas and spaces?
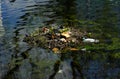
23, 26, 87, 53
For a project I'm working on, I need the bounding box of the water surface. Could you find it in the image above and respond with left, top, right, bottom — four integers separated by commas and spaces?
0, 0, 120, 79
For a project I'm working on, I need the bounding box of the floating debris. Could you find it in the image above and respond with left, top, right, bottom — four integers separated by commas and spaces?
61, 31, 71, 38
82, 37, 99, 43
23, 25, 99, 53
69, 48, 79, 51
60, 38, 67, 42
52, 48, 60, 53
81, 48, 87, 51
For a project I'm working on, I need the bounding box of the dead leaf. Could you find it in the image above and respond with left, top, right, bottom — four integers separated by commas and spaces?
61, 32, 70, 38
52, 48, 60, 53
69, 48, 79, 51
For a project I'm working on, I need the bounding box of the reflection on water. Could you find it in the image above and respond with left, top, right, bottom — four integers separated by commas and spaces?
0, 0, 120, 79
0, 1, 5, 37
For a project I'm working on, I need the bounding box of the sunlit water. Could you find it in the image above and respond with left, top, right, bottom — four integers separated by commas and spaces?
0, 0, 120, 79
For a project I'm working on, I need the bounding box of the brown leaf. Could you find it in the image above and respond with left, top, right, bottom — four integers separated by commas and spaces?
52, 48, 60, 53
69, 48, 79, 51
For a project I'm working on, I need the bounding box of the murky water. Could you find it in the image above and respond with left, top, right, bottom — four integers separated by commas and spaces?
0, 0, 120, 79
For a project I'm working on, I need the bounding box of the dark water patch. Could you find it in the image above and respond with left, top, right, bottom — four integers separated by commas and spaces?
9, 0, 16, 3
49, 60, 60, 79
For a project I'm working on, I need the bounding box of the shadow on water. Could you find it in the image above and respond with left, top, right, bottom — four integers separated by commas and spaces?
9, 0, 16, 3
0, 0, 120, 79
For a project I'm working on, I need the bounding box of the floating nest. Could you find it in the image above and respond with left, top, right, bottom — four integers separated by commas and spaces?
23, 26, 88, 53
